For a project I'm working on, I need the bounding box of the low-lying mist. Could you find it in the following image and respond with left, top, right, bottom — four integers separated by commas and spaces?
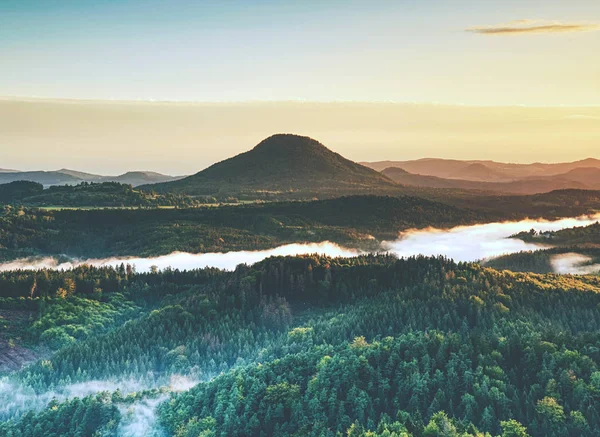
0, 374, 199, 436
1, 215, 599, 274
551, 253, 600, 275
383, 215, 600, 263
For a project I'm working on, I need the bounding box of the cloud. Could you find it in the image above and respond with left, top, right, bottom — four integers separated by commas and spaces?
467, 19, 600, 35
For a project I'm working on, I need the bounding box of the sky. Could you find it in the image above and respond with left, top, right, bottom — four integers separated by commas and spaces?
2, 0, 599, 105
0, 0, 598, 172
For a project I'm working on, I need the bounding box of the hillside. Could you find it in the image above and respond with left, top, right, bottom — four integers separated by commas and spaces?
0, 181, 200, 208
451, 162, 510, 181
538, 167, 600, 186
0, 171, 82, 186
0, 169, 180, 187
146, 134, 399, 199
105, 171, 183, 186
364, 157, 600, 181
0, 195, 487, 260
442, 189, 600, 219
382, 167, 591, 194
2, 256, 600, 436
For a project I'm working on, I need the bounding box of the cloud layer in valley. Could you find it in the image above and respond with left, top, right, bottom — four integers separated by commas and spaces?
467, 19, 600, 35
2, 215, 600, 274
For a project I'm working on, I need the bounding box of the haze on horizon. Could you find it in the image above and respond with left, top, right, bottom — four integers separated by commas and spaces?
1, 99, 599, 175
1, 0, 599, 174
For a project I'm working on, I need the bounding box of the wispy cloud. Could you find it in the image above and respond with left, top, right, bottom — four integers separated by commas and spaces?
467, 19, 600, 35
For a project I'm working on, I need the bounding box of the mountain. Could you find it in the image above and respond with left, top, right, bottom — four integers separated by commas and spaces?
0, 180, 199, 208
56, 168, 103, 181
382, 166, 592, 194
451, 162, 510, 181
0, 171, 83, 186
365, 158, 473, 177
147, 134, 398, 199
542, 167, 600, 186
363, 157, 600, 181
0, 169, 181, 187
104, 171, 183, 186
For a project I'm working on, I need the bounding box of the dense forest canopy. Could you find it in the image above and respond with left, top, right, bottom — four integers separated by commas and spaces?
1, 191, 599, 263
0, 255, 600, 436
0, 181, 200, 208
1, 157, 600, 436
484, 222, 600, 274
0, 195, 490, 261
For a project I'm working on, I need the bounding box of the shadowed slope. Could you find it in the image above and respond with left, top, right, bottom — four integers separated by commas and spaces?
147, 134, 398, 198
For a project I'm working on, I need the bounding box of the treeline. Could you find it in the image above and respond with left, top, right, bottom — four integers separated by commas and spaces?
0, 195, 490, 261
512, 221, 600, 247
484, 247, 600, 274
2, 255, 600, 435
0, 181, 200, 208
2, 193, 600, 263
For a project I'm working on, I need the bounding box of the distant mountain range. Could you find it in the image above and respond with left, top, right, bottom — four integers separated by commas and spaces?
4, 138, 600, 198
365, 158, 600, 195
0, 169, 184, 187
364, 157, 600, 180
146, 134, 398, 199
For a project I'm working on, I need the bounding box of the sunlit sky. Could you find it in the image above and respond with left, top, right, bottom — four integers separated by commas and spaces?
2, 0, 599, 105
1, 1, 599, 173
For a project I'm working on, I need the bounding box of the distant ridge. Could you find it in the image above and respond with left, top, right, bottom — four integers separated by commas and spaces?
106, 171, 184, 186
451, 163, 510, 182
382, 165, 600, 194
0, 169, 181, 187
364, 157, 600, 181
146, 134, 398, 199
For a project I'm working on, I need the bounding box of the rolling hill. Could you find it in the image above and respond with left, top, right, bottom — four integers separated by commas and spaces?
0, 180, 200, 208
0, 171, 83, 186
381, 167, 592, 194
364, 157, 600, 181
106, 171, 184, 186
146, 134, 399, 199
450, 162, 510, 181
0, 169, 181, 187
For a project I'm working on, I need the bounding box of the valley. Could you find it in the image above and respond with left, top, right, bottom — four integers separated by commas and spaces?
1, 134, 599, 437
3, 2, 600, 435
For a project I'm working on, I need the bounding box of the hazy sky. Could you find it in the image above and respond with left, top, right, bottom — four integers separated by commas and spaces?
1, 1, 598, 173
2, 99, 599, 174
2, 0, 599, 105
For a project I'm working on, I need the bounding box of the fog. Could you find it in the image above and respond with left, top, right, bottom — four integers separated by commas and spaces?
0, 374, 199, 434
2, 215, 600, 431
0, 242, 363, 272
0, 378, 145, 421
1, 215, 600, 274
382, 215, 600, 263
118, 396, 168, 437
551, 253, 600, 275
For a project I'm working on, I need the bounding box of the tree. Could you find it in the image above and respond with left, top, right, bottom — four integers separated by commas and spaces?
500, 420, 529, 437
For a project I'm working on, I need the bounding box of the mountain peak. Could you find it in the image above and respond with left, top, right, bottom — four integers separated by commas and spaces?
251, 134, 330, 156
146, 134, 397, 199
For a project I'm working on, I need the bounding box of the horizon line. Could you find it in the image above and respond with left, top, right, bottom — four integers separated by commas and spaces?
6, 155, 600, 177
2, 95, 600, 109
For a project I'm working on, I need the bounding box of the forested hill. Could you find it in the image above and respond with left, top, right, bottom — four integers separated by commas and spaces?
483, 221, 600, 274
511, 221, 600, 247
0, 195, 487, 261
0, 180, 199, 208
146, 134, 399, 199
1, 255, 600, 436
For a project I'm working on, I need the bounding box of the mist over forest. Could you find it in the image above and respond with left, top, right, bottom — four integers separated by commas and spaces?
2, 1, 600, 435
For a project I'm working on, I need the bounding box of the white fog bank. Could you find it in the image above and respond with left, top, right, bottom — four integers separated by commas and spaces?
1, 215, 599, 275
383, 215, 600, 263
551, 253, 600, 275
